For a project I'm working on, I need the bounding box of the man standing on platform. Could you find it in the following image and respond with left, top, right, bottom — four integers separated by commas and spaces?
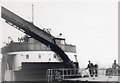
112, 60, 120, 76
94, 64, 98, 77
86, 60, 94, 77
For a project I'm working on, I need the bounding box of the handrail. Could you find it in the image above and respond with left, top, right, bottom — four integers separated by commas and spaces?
46, 68, 81, 81
46, 68, 120, 81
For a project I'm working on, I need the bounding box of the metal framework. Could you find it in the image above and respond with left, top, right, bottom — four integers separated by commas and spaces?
1, 6, 73, 66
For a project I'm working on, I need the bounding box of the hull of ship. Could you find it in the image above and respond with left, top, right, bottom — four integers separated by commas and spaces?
1, 62, 79, 82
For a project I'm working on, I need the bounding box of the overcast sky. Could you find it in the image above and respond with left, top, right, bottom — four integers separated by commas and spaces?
0, 0, 119, 68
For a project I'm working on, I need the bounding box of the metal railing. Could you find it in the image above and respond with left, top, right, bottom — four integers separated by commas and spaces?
46, 68, 120, 81
80, 68, 120, 77
46, 68, 81, 81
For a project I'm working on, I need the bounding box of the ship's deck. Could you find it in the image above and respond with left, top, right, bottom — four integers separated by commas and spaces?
64, 76, 119, 82
1, 76, 120, 83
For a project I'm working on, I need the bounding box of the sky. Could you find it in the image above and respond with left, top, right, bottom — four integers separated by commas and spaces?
0, 0, 119, 68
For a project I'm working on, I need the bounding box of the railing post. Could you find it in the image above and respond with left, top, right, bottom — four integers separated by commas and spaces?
51, 69, 53, 81
70, 68, 71, 76
46, 69, 50, 82
62, 68, 64, 80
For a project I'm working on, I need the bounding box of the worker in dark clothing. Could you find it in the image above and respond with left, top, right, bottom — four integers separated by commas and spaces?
94, 64, 98, 77
86, 60, 94, 77
112, 60, 120, 76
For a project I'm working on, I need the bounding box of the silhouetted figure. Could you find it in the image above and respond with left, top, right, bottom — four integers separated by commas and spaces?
94, 64, 98, 77
86, 60, 94, 77
112, 60, 120, 76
